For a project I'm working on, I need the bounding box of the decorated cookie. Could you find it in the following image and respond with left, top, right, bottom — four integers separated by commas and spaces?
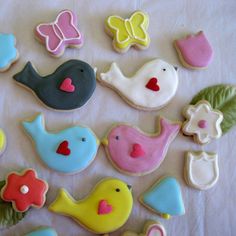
1, 169, 48, 212
35, 9, 83, 57
0, 129, 6, 155
25, 227, 57, 236
190, 84, 236, 134
121, 220, 166, 236
0, 33, 19, 72
185, 151, 219, 190
105, 11, 150, 53
22, 114, 99, 174
49, 178, 133, 234
99, 59, 178, 110
102, 117, 180, 176
0, 180, 27, 229
174, 31, 213, 69
182, 100, 223, 144
13, 60, 96, 111
139, 176, 185, 219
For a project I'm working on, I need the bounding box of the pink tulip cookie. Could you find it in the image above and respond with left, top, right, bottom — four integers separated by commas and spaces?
174, 31, 213, 69
102, 117, 180, 176
35, 9, 83, 57
1, 169, 48, 212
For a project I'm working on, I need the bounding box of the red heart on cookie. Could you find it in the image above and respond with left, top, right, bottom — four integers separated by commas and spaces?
98, 200, 113, 215
130, 143, 146, 158
56, 140, 71, 156
60, 78, 75, 93
145, 77, 160, 91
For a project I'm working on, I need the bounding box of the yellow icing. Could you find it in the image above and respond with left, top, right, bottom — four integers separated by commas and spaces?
49, 178, 133, 234
0, 129, 6, 152
106, 11, 150, 51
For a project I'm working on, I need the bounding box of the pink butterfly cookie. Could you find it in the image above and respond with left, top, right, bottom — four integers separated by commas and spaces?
35, 9, 83, 57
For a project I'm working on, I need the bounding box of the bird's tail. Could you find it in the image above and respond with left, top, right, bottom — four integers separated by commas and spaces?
13, 62, 41, 90
49, 189, 77, 215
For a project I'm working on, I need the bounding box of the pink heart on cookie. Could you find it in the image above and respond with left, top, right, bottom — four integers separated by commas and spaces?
60, 78, 75, 93
98, 200, 113, 215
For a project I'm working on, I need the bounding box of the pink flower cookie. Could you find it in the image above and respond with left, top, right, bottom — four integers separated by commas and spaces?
182, 100, 223, 144
35, 9, 83, 57
102, 117, 180, 176
174, 31, 213, 69
1, 169, 48, 212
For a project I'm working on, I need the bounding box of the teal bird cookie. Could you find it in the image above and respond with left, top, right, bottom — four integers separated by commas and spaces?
22, 114, 99, 174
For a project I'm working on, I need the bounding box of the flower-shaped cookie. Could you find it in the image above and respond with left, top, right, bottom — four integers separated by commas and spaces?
0, 33, 18, 72
182, 100, 223, 144
0, 169, 48, 212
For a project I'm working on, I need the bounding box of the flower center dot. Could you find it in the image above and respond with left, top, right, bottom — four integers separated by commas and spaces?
20, 185, 29, 194
198, 120, 207, 129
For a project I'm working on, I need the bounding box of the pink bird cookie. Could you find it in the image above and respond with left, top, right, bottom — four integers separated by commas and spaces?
35, 9, 83, 57
102, 117, 181, 176
174, 31, 213, 69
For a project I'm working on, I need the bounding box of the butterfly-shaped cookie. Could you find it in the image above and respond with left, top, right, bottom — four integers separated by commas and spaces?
105, 11, 150, 53
35, 10, 83, 56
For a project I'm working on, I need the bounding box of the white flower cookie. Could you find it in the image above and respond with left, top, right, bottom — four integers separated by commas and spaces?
182, 100, 223, 144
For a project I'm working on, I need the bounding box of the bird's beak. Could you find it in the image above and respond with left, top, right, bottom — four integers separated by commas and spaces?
101, 138, 108, 146
96, 138, 100, 146
127, 184, 132, 191
174, 66, 178, 71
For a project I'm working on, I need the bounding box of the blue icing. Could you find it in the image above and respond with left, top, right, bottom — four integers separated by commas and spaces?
0, 33, 17, 69
25, 227, 57, 236
142, 176, 185, 216
22, 114, 99, 174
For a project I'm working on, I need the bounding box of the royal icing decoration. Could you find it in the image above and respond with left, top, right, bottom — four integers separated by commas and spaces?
182, 100, 223, 144
185, 151, 219, 190
99, 59, 178, 110
25, 227, 58, 236
139, 176, 185, 219
13, 60, 96, 111
105, 11, 150, 53
0, 33, 18, 72
0, 129, 6, 155
49, 178, 133, 234
121, 220, 166, 236
22, 114, 99, 174
0, 169, 48, 212
102, 117, 180, 176
174, 31, 213, 69
35, 10, 83, 56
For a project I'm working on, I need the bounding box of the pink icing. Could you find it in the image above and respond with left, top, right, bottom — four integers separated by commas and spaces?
107, 118, 180, 174
97, 200, 113, 215
175, 31, 213, 68
198, 119, 207, 129
59, 78, 75, 93
147, 225, 165, 236
35, 10, 83, 56
130, 143, 145, 158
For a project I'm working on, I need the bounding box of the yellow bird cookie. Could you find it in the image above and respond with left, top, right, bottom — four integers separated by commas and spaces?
0, 129, 6, 155
105, 11, 150, 53
49, 177, 133, 234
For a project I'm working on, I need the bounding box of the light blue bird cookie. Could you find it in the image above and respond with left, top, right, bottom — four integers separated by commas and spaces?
139, 176, 185, 219
22, 114, 99, 174
25, 227, 57, 236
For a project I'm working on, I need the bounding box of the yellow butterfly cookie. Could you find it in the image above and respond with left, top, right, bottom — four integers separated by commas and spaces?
105, 11, 150, 53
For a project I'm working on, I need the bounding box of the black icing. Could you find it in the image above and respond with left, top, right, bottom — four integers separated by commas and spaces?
13, 60, 96, 110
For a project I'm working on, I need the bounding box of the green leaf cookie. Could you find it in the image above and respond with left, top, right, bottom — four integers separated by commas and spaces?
191, 84, 236, 134
0, 180, 27, 229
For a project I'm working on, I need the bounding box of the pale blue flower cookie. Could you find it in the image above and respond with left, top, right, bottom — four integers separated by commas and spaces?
25, 227, 57, 236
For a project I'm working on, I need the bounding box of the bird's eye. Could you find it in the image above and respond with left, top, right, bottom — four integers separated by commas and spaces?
115, 188, 120, 192
82, 137, 86, 142
162, 68, 166, 71
115, 135, 119, 140
80, 69, 84, 72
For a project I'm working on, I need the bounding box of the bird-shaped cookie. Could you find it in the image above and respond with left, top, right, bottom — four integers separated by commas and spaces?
22, 114, 99, 174
0, 129, 6, 156
102, 117, 180, 176
49, 178, 133, 234
13, 60, 96, 111
98, 59, 178, 111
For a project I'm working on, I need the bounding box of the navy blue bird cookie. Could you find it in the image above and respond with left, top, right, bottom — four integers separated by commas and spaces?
13, 60, 96, 111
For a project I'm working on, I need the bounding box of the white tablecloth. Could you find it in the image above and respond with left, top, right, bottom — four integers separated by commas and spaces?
0, 0, 236, 235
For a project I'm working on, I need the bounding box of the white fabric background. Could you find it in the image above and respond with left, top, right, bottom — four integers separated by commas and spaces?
0, 0, 236, 235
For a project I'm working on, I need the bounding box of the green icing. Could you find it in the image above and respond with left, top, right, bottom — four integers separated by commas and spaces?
191, 84, 236, 134
0, 180, 27, 229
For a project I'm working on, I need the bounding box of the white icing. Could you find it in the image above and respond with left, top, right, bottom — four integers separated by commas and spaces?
20, 185, 29, 194
185, 151, 219, 190
100, 59, 178, 110
183, 100, 223, 144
